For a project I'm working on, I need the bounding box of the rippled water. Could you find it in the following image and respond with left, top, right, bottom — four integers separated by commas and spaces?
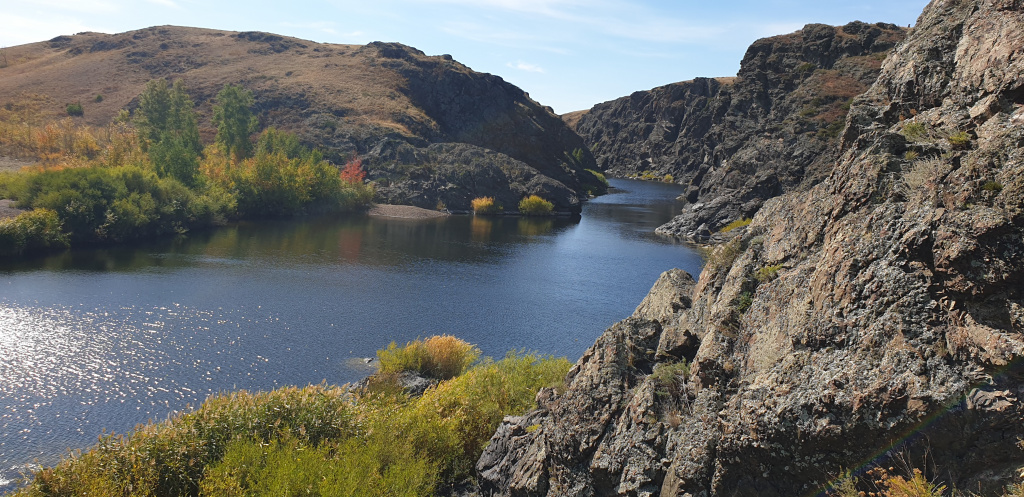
0, 179, 702, 490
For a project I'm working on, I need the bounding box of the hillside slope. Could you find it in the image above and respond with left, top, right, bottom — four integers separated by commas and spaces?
573, 22, 906, 239
0, 27, 601, 213
479, 0, 1024, 494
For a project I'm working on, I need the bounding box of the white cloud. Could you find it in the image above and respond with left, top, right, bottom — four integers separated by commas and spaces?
507, 61, 545, 73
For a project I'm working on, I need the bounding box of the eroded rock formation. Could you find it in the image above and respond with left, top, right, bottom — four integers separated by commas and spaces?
481, 0, 1024, 494
573, 22, 907, 239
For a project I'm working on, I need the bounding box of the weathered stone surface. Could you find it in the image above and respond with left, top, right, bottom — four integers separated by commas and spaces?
480, 1, 1024, 494
572, 22, 907, 240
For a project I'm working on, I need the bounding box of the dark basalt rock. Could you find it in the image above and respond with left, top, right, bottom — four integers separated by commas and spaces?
573, 22, 908, 240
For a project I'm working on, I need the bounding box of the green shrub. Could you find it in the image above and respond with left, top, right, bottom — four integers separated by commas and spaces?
377, 335, 481, 380
754, 264, 783, 283
65, 102, 83, 116
796, 62, 816, 73
718, 217, 752, 233
471, 196, 498, 215
518, 195, 553, 216
0, 208, 70, 256
735, 291, 754, 314
5, 165, 233, 244
651, 361, 689, 397
981, 180, 1003, 192
948, 131, 971, 150
94, 94, 104, 103
901, 122, 927, 142
904, 150, 919, 161
663, 173, 674, 183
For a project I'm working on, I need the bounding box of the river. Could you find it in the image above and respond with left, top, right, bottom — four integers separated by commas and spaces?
0, 178, 702, 490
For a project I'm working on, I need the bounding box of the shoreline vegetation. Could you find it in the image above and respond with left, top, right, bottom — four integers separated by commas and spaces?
10, 336, 571, 497
0, 81, 374, 258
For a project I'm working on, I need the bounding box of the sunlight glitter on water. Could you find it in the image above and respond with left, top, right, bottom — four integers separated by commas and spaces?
0, 300, 288, 489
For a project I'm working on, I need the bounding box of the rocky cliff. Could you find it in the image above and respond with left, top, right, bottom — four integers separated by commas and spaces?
573, 22, 907, 239
479, 0, 1024, 494
0, 27, 602, 213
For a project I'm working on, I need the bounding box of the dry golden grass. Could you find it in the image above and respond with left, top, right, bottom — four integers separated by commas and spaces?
0, 26, 460, 141
377, 335, 482, 380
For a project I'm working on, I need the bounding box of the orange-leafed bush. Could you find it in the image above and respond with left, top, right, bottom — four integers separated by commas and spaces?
340, 156, 366, 185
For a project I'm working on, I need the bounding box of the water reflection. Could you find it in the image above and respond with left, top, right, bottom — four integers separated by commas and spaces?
4, 211, 576, 274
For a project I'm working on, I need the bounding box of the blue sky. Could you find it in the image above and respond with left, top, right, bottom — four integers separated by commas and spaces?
6, 0, 928, 114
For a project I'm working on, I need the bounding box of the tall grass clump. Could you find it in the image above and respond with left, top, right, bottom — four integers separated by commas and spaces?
471, 196, 498, 215
718, 217, 752, 233
518, 195, 553, 216
947, 130, 971, 150
377, 335, 481, 380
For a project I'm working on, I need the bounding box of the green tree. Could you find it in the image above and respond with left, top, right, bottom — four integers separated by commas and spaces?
135, 79, 202, 185
212, 84, 257, 163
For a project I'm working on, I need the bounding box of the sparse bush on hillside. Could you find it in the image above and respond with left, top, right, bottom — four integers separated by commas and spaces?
65, 102, 83, 117
755, 264, 783, 283
901, 122, 928, 142
651, 361, 689, 396
94, 94, 104, 103
471, 196, 498, 215
947, 130, 971, 150
701, 235, 744, 272
981, 180, 1003, 192
518, 195, 553, 216
796, 62, 817, 73
896, 158, 947, 202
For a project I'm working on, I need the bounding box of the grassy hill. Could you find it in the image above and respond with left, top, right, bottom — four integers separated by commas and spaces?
0, 26, 604, 213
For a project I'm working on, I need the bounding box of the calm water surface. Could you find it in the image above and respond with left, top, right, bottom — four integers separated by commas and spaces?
0, 178, 701, 489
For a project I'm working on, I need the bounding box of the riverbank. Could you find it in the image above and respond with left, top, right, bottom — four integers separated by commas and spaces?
367, 204, 449, 220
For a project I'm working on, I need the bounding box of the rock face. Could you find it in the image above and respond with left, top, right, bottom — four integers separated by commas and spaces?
479, 1, 1024, 495
573, 22, 907, 239
0, 28, 602, 213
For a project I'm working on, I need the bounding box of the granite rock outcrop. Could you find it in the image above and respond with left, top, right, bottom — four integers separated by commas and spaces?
480, 1, 1024, 494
